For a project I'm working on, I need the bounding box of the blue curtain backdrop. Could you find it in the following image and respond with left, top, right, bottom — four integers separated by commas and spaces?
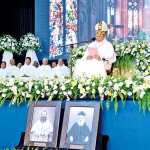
0, 100, 150, 150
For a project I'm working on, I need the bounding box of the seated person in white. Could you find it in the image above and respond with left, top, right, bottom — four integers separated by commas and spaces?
36, 58, 52, 78
53, 58, 70, 78
33, 61, 39, 68
17, 63, 22, 69
19, 57, 36, 77
5, 59, 19, 78
51, 61, 57, 68
0, 61, 6, 79
75, 21, 116, 78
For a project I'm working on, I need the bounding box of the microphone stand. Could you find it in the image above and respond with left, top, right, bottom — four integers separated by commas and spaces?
61, 39, 95, 77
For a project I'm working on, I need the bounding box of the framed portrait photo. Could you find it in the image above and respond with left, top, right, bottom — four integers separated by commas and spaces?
59, 102, 100, 150
24, 101, 61, 148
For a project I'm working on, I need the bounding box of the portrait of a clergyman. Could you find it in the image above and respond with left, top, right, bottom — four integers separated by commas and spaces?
66, 110, 91, 145
30, 110, 54, 142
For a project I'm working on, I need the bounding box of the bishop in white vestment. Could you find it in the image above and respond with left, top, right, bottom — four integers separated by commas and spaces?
75, 21, 116, 78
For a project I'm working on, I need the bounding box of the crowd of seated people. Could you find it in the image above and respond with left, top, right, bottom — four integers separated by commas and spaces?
0, 57, 70, 79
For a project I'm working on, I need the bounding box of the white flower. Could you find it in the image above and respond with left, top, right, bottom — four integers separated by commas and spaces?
119, 82, 123, 87
127, 92, 132, 96
68, 91, 72, 95
34, 85, 38, 89
113, 79, 117, 82
86, 79, 91, 85
63, 92, 67, 95
36, 90, 40, 94
78, 84, 83, 89
2, 89, 7, 93
44, 80, 48, 85
140, 91, 145, 99
98, 86, 104, 94
8, 78, 15, 86
19, 82, 24, 86
12, 97, 16, 104
65, 79, 71, 84
125, 79, 132, 88
28, 82, 33, 92
80, 88, 85, 94
113, 91, 117, 98
108, 81, 113, 86
26, 93, 31, 98
114, 84, 120, 91
2, 93, 6, 98
45, 86, 48, 90
53, 85, 58, 90
41, 93, 45, 98
53, 90, 58, 94
61, 85, 66, 91
86, 86, 90, 91
12, 86, 17, 95
92, 82, 96, 86
22, 92, 25, 96
49, 81, 53, 85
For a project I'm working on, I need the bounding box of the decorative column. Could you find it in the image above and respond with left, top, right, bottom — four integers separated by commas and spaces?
142, 0, 150, 34
116, 0, 123, 37
139, 0, 143, 30
122, 0, 128, 38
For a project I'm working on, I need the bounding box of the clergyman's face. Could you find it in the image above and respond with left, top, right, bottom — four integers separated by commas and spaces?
26, 58, 31, 65
77, 115, 85, 126
96, 34, 105, 42
43, 60, 48, 66
58, 59, 63, 66
10, 59, 15, 66
34, 61, 39, 68
40, 111, 47, 122
52, 62, 56, 68
1, 63, 6, 69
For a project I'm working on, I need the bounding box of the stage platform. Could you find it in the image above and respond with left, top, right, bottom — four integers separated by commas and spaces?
0, 100, 149, 150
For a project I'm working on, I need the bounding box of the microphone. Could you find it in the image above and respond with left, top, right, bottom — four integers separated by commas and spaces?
90, 37, 96, 41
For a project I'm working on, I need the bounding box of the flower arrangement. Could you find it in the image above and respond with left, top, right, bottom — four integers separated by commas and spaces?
113, 38, 150, 77
0, 75, 150, 113
0, 35, 19, 54
67, 44, 88, 68
19, 33, 42, 52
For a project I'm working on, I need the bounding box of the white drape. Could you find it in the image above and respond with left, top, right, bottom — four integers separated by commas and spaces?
25, 50, 39, 65
2, 51, 13, 67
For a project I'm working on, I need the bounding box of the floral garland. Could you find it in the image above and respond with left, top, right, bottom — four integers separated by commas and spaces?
19, 33, 42, 51
0, 35, 19, 54
0, 76, 149, 113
